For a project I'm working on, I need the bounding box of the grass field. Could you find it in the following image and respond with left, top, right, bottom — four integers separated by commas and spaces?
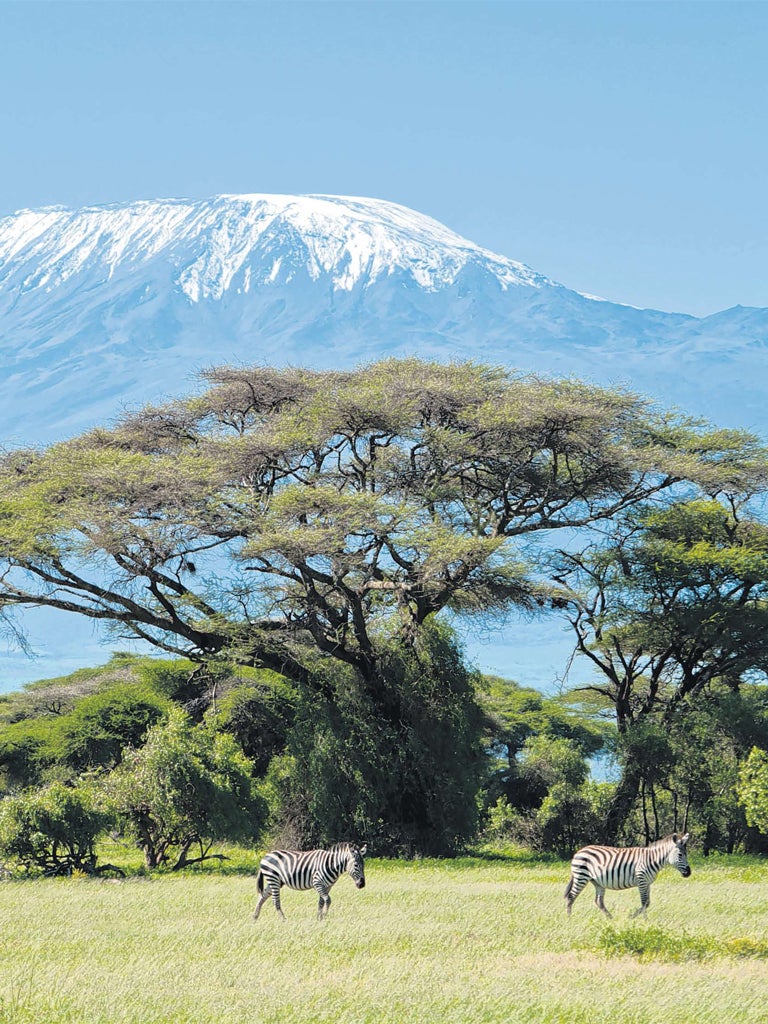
1, 849, 768, 1024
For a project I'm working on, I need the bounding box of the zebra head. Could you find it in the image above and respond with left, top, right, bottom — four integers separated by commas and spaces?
346, 843, 367, 889
669, 832, 692, 877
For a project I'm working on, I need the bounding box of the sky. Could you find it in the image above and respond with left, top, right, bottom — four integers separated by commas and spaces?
1, 0, 767, 691
0, 0, 766, 317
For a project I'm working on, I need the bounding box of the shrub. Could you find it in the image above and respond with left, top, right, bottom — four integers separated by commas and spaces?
138, 658, 210, 705
0, 780, 112, 875
0, 681, 169, 790
107, 708, 267, 870
0, 716, 65, 790
738, 747, 768, 833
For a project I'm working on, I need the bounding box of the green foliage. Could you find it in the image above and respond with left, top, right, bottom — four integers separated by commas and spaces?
561, 498, 768, 732
556, 493, 768, 842
478, 675, 608, 853
2, 359, 684, 667
665, 686, 768, 853
136, 658, 202, 702
1, 361, 765, 853
535, 777, 611, 856
737, 746, 768, 834
2, 362, 756, 703
480, 675, 607, 760
0, 715, 66, 789
483, 733, 610, 855
108, 708, 266, 869
520, 734, 590, 790
58, 683, 169, 773
0, 681, 169, 790
268, 620, 484, 856
215, 672, 295, 774
603, 684, 768, 850
0, 780, 112, 875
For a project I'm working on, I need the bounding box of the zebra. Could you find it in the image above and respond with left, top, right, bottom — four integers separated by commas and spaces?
564, 832, 691, 918
253, 842, 367, 920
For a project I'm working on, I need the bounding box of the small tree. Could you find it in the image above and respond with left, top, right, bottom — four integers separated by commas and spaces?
555, 496, 768, 841
478, 674, 606, 815
520, 736, 603, 855
108, 709, 266, 869
482, 734, 608, 855
0, 780, 112, 875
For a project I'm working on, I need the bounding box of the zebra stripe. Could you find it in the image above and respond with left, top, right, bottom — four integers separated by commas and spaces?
253, 842, 367, 920
564, 832, 691, 918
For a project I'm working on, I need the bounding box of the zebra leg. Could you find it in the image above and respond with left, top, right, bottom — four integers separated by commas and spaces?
253, 890, 269, 920
593, 884, 612, 918
565, 874, 588, 915
253, 870, 270, 920
630, 880, 651, 918
314, 884, 331, 919
270, 882, 287, 919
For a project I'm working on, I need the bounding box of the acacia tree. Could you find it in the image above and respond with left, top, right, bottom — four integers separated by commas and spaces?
0, 359, 761, 849
554, 495, 768, 842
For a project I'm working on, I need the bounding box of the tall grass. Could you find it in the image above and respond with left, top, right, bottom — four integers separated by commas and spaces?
1, 851, 767, 1023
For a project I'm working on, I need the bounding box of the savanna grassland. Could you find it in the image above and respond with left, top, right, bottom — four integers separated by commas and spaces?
2, 850, 768, 1024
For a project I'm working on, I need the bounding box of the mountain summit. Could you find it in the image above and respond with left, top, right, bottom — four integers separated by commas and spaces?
0, 193, 553, 301
1, 192, 767, 445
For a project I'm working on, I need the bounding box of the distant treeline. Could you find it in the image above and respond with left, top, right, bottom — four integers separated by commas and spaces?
1, 643, 768, 876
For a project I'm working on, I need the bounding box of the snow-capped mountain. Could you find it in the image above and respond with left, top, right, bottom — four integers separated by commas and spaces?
1, 191, 767, 443
2, 191, 767, 691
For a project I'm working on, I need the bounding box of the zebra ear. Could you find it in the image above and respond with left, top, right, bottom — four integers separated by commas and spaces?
681, 832, 690, 845
672, 832, 678, 842
359, 844, 368, 857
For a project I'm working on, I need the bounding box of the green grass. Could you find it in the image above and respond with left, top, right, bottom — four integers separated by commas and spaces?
595, 924, 768, 962
2, 852, 768, 1023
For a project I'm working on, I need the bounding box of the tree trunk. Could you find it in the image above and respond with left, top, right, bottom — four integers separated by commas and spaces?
602, 759, 643, 844
171, 837, 195, 871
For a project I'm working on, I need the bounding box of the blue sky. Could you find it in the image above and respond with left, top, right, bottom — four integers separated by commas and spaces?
0, 0, 766, 316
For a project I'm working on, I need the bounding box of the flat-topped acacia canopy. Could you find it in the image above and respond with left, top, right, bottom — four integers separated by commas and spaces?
0, 358, 765, 690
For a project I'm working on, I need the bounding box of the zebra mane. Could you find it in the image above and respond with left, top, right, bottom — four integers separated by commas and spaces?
651, 833, 680, 846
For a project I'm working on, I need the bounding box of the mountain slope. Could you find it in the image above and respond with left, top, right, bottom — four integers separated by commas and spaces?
2, 192, 767, 446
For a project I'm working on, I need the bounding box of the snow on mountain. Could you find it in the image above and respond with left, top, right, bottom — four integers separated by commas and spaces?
0, 190, 766, 443
0, 194, 552, 299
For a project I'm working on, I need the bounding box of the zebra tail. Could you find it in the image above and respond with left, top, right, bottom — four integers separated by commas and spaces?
564, 876, 574, 900
257, 870, 264, 895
